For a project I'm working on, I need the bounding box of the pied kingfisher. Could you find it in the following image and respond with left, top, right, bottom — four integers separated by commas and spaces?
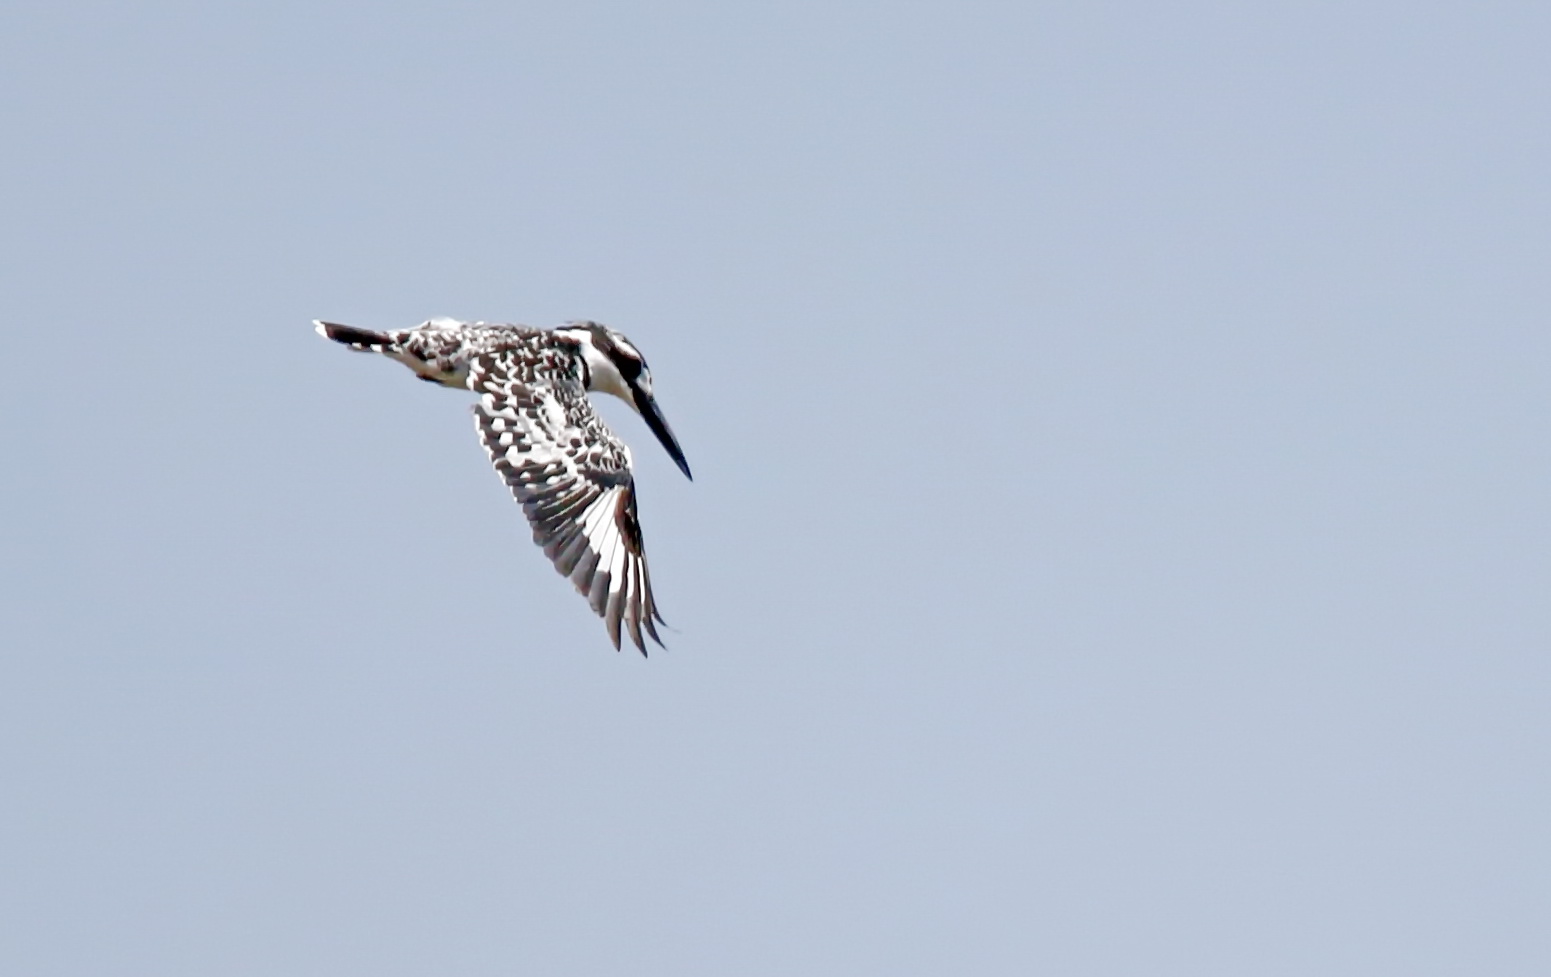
315, 317, 692, 654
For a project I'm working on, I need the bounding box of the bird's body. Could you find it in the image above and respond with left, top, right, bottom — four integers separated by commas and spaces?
315, 317, 691, 654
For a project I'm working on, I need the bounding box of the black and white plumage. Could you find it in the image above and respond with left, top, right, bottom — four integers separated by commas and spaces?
315, 316, 692, 654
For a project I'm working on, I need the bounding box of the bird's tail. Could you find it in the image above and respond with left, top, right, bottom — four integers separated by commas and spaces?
314, 320, 396, 353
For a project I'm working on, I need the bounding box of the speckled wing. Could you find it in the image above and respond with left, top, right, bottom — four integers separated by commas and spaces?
469, 349, 667, 653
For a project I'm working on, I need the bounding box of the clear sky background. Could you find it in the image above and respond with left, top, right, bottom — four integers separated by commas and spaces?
3, 2, 1548, 974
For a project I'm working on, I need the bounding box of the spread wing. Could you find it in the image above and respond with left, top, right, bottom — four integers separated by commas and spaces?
469, 350, 667, 653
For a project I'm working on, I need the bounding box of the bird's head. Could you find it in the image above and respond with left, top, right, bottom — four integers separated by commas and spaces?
555, 321, 692, 480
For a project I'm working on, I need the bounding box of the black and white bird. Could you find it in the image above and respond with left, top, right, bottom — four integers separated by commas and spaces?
315, 317, 692, 654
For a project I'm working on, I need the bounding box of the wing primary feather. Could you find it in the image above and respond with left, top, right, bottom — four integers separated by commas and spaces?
588, 511, 620, 616
570, 547, 600, 596
568, 493, 611, 588
604, 576, 625, 651
541, 524, 579, 562
599, 514, 625, 645
554, 529, 590, 576
624, 557, 646, 653
641, 557, 668, 629
588, 566, 612, 616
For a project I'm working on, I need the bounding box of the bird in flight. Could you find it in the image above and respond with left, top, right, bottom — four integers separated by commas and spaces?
315, 317, 692, 654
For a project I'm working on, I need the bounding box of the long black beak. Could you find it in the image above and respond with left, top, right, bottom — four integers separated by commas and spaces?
635, 390, 693, 480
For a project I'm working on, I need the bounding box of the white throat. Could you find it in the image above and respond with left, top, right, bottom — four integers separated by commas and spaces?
568, 334, 636, 408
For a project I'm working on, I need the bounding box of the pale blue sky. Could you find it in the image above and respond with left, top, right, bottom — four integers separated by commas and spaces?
3, 2, 1549, 974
